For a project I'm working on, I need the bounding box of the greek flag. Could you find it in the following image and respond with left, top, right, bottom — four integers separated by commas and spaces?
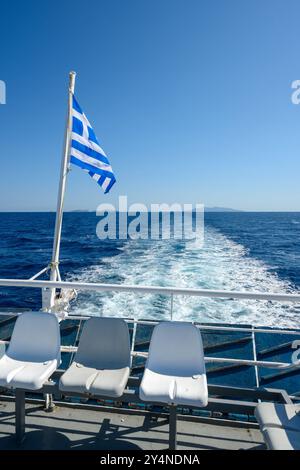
70, 95, 116, 193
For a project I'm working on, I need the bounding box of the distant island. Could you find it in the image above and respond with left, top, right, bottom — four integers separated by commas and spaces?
205, 207, 242, 212
67, 207, 242, 213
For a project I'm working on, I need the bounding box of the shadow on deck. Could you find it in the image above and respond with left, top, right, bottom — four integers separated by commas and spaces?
0, 400, 265, 451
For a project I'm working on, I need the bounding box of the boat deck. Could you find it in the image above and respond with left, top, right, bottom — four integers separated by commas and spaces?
0, 398, 265, 451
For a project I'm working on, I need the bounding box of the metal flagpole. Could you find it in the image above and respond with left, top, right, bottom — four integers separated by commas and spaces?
43, 71, 76, 310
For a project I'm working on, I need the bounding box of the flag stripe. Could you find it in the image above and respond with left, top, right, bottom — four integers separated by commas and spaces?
72, 116, 84, 136
102, 175, 116, 193
70, 148, 114, 175
70, 94, 116, 193
70, 155, 114, 180
88, 171, 116, 193
71, 138, 110, 165
72, 132, 107, 157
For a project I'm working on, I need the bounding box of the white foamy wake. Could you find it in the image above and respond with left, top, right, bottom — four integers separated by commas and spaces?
67, 227, 300, 328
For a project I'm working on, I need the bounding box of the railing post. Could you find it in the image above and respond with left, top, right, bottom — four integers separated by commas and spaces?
130, 322, 138, 367
251, 326, 260, 388
15, 389, 25, 445
170, 294, 174, 320
169, 405, 177, 449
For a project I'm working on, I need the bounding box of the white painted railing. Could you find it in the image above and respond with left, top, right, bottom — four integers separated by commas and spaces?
0, 277, 300, 375
0, 277, 300, 302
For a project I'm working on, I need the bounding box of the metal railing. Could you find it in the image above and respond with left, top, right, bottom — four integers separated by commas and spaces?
0, 277, 300, 302
0, 277, 300, 378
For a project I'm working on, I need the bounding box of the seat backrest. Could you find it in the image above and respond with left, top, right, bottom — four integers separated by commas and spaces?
75, 317, 131, 369
146, 321, 206, 376
7, 311, 61, 363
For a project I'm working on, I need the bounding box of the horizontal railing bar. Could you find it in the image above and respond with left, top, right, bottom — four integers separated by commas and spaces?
204, 357, 293, 369
48, 372, 289, 403
1, 310, 300, 336
0, 311, 24, 317
34, 382, 260, 415
0, 338, 294, 369
197, 324, 300, 335
67, 315, 300, 335
2, 380, 290, 404
0, 393, 261, 426
130, 351, 294, 369
10, 380, 290, 415
0, 278, 299, 302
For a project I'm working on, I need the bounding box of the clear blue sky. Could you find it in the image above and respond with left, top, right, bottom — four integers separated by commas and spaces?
0, 0, 300, 211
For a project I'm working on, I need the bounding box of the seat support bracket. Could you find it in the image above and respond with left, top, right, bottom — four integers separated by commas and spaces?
169, 405, 177, 450
15, 389, 25, 445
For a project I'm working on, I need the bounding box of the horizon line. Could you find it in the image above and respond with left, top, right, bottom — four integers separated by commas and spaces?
0, 209, 300, 213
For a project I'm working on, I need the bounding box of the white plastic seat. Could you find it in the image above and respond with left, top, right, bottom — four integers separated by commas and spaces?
255, 402, 300, 450
139, 321, 208, 407
59, 317, 131, 398
0, 311, 61, 390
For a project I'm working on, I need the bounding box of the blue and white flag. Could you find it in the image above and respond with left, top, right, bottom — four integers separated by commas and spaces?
70, 95, 116, 193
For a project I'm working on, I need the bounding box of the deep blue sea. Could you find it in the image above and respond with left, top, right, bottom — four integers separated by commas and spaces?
0, 211, 300, 328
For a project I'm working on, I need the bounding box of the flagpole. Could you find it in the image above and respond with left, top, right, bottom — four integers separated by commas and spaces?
44, 71, 76, 310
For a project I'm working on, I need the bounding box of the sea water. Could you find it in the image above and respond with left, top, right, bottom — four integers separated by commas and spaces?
0, 211, 299, 329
